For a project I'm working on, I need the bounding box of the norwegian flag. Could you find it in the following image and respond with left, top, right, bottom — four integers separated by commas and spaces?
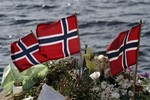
11, 33, 48, 72
36, 14, 80, 60
106, 23, 141, 76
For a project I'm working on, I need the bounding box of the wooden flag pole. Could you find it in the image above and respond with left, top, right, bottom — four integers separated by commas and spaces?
75, 13, 83, 77
132, 20, 142, 100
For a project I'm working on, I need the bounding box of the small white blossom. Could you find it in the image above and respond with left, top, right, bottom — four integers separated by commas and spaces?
101, 90, 109, 99
111, 92, 120, 99
137, 79, 142, 85
121, 79, 130, 89
89, 72, 100, 80
106, 84, 113, 91
128, 90, 134, 96
122, 83, 128, 89
101, 81, 107, 89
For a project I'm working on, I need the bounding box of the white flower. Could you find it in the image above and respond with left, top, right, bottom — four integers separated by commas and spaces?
121, 79, 130, 89
106, 84, 113, 91
122, 83, 128, 89
89, 72, 100, 80
128, 90, 134, 96
101, 81, 107, 89
137, 79, 142, 85
101, 90, 109, 99
111, 92, 120, 99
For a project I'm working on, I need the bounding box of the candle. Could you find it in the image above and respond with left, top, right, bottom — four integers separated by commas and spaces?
13, 81, 23, 94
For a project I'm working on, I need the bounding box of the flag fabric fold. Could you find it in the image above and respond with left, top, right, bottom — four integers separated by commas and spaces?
11, 33, 48, 72
36, 14, 80, 60
106, 23, 141, 76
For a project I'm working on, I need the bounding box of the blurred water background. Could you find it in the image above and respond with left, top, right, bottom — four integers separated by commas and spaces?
0, 0, 150, 82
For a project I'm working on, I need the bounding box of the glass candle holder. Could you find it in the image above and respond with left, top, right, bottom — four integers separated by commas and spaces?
13, 81, 23, 94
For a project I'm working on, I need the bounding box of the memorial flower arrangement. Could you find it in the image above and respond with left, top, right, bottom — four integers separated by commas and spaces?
1, 52, 150, 100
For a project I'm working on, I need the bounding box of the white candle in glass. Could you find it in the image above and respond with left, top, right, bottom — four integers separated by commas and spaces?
13, 82, 23, 94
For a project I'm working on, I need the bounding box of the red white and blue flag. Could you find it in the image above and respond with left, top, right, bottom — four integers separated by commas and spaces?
106, 22, 141, 76
36, 14, 80, 60
11, 33, 48, 72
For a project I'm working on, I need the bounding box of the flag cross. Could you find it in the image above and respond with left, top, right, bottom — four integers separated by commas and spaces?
38, 18, 78, 57
11, 40, 39, 65
107, 31, 139, 69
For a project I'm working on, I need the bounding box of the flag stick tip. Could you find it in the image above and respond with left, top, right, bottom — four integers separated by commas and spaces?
74, 12, 77, 15
140, 20, 142, 24
30, 30, 33, 33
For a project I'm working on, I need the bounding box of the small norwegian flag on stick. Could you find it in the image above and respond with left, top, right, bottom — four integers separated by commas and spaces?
36, 14, 83, 77
36, 14, 81, 60
106, 21, 141, 76
11, 33, 49, 72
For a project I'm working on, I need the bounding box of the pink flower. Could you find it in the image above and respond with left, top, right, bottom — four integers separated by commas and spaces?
125, 66, 133, 73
